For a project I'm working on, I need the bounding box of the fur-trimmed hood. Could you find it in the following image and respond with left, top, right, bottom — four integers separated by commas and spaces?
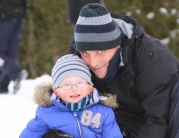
33, 83, 118, 109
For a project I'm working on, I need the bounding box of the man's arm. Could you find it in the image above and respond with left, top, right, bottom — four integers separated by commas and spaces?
135, 36, 178, 138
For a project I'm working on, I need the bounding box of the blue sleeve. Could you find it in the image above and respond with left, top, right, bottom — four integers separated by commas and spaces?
19, 107, 50, 138
101, 108, 123, 138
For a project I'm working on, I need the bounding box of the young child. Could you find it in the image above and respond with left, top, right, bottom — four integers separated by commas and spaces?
19, 54, 123, 138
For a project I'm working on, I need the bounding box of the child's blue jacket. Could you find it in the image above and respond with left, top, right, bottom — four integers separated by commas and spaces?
19, 83, 123, 138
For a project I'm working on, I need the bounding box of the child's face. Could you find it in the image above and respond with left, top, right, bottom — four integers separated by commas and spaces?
53, 76, 93, 103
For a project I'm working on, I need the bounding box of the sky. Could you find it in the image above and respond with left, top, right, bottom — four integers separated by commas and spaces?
0, 75, 52, 138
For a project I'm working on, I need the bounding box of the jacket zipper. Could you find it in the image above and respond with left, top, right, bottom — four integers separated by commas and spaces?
73, 112, 83, 138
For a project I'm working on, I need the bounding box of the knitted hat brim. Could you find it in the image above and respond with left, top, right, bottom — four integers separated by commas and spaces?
52, 54, 93, 89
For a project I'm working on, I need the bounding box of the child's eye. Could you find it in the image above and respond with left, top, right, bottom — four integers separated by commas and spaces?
63, 83, 71, 87
76, 81, 84, 85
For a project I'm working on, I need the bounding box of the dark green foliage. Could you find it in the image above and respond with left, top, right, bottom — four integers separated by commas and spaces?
18, 0, 179, 78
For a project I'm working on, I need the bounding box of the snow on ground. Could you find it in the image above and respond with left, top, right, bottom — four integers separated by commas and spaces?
0, 75, 52, 138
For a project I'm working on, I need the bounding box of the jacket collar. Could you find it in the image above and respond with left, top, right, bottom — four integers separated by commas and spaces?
33, 83, 118, 109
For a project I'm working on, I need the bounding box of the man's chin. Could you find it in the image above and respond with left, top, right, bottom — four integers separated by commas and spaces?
94, 72, 106, 79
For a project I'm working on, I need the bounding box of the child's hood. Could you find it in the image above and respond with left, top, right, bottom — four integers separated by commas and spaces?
33, 83, 118, 108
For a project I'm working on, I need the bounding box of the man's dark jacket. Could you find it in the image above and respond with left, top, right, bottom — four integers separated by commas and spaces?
0, 0, 27, 21
90, 13, 179, 138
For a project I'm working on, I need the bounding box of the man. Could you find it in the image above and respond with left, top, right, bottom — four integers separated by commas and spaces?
72, 3, 179, 138
0, 0, 28, 94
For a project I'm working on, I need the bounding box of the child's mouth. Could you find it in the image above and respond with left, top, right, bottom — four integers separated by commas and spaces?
70, 94, 80, 98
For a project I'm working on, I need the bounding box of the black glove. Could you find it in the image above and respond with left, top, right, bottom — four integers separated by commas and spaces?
43, 129, 73, 138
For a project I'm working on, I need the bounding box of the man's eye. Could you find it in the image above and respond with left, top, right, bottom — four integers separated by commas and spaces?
98, 50, 104, 54
81, 52, 88, 56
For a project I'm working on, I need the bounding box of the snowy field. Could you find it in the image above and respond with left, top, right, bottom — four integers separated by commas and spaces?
0, 75, 52, 138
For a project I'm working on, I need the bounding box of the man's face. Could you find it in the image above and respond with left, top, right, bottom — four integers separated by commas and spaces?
80, 46, 120, 79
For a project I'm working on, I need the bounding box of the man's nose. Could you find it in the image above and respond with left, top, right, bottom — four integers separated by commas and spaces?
89, 55, 99, 67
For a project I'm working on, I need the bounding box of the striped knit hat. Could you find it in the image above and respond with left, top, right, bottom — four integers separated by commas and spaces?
51, 54, 93, 89
74, 3, 122, 51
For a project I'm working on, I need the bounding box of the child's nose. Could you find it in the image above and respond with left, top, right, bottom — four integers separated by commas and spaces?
71, 84, 77, 91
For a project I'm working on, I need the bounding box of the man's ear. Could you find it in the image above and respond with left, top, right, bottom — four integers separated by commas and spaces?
117, 45, 121, 49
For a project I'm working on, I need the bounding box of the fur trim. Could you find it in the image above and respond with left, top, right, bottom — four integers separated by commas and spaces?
33, 83, 118, 108
99, 93, 118, 109
33, 83, 53, 107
